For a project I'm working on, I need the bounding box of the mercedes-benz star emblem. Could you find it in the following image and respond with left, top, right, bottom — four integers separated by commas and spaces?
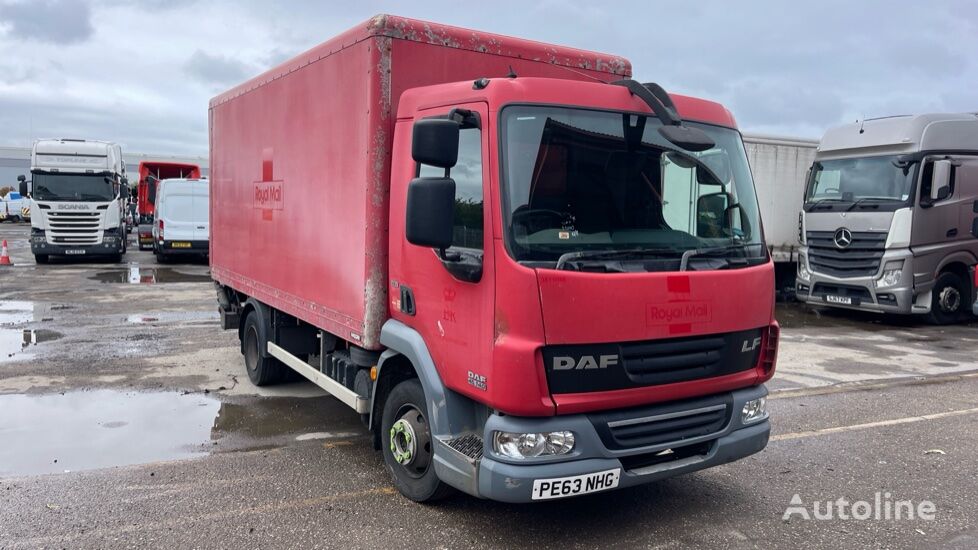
834, 228, 853, 249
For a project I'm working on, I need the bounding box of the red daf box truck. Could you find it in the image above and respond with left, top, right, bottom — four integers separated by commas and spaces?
211, 15, 778, 503
136, 161, 201, 249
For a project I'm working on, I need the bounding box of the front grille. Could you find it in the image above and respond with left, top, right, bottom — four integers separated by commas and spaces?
806, 230, 886, 277
543, 328, 764, 394
589, 393, 732, 450
46, 211, 102, 245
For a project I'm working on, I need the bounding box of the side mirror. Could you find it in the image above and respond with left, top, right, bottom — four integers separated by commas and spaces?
18, 180, 29, 197
121, 185, 131, 199
412, 119, 459, 168
930, 159, 952, 201
16, 175, 26, 183
696, 192, 729, 237
121, 176, 129, 185
406, 177, 455, 250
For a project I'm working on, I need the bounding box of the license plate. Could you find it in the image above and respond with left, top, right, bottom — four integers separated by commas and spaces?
171, 242, 192, 248
825, 295, 852, 305
65, 249, 86, 255
531, 468, 621, 500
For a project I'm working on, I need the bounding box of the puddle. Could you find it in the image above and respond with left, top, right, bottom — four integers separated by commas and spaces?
0, 391, 365, 477
126, 311, 219, 324
0, 390, 220, 477
0, 301, 35, 325
89, 264, 212, 284
0, 328, 36, 363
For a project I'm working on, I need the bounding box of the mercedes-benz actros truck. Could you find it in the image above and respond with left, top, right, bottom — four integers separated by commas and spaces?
797, 113, 978, 324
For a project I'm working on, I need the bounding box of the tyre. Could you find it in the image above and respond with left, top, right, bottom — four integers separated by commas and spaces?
155, 250, 167, 264
380, 379, 453, 502
35, 254, 49, 264
241, 309, 285, 386
926, 272, 967, 325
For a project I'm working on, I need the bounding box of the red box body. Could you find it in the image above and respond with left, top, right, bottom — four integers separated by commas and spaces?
137, 161, 201, 218
209, 15, 629, 349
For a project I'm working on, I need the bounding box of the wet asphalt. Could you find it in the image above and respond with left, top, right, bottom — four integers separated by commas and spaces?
1, 223, 977, 549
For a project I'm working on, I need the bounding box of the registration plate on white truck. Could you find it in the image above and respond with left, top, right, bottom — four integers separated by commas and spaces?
825, 295, 852, 305
531, 468, 621, 500
64, 249, 86, 255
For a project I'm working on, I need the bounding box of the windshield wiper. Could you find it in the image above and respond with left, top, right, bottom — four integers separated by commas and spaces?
805, 197, 847, 210
846, 197, 903, 211
554, 248, 680, 270
679, 243, 762, 271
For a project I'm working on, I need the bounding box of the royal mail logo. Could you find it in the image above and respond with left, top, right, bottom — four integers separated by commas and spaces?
646, 301, 712, 326
254, 181, 284, 210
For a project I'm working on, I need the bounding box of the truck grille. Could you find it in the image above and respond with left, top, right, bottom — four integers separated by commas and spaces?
543, 328, 764, 394
589, 394, 732, 450
46, 211, 102, 245
806, 230, 886, 277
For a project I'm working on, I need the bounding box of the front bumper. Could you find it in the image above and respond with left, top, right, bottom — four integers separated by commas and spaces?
795, 250, 922, 314
445, 385, 769, 503
31, 237, 123, 257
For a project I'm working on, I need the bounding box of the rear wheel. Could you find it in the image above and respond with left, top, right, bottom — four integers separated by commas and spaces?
926, 272, 967, 325
380, 379, 452, 502
241, 309, 285, 386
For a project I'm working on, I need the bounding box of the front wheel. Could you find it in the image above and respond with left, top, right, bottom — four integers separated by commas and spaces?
380, 379, 452, 502
926, 272, 967, 325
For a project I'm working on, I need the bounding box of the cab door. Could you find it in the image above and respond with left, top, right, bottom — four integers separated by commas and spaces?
390, 102, 495, 401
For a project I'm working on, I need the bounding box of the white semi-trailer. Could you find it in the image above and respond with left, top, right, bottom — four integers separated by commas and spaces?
21, 139, 130, 263
743, 134, 819, 295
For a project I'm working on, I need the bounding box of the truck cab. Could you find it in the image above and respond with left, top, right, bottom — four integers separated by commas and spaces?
796, 114, 978, 324
24, 138, 129, 264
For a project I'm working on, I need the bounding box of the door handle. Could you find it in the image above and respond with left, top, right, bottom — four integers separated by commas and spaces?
399, 285, 416, 316
946, 228, 958, 238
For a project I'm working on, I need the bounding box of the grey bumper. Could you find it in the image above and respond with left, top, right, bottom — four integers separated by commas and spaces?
31, 239, 123, 256
467, 385, 769, 503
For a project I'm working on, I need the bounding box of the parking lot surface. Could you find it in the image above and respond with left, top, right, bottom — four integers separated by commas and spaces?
1, 223, 977, 549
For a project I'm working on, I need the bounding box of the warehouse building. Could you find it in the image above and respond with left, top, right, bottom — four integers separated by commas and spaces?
0, 145, 208, 189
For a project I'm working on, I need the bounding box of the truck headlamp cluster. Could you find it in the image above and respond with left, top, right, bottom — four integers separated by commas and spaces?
797, 255, 812, 281
742, 397, 767, 424
492, 430, 575, 459
876, 260, 904, 288
30, 229, 46, 244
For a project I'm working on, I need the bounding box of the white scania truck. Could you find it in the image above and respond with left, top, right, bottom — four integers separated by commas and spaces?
797, 114, 978, 324
21, 139, 130, 263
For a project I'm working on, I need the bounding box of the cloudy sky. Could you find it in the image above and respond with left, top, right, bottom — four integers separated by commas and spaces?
0, 0, 974, 156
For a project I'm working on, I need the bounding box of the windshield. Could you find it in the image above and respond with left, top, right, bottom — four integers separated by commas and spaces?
500, 106, 765, 271
32, 172, 116, 202
805, 155, 913, 210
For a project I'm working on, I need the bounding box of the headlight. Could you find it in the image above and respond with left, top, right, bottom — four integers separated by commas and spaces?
493, 430, 575, 459
876, 260, 904, 288
742, 397, 767, 424
797, 256, 812, 281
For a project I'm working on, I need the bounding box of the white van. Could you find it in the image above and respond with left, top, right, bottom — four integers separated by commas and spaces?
152, 178, 209, 262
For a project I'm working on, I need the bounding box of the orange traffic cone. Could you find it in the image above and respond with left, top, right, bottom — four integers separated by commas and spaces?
0, 240, 11, 266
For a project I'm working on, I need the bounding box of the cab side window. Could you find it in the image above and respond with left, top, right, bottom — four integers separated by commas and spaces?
419, 127, 484, 250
